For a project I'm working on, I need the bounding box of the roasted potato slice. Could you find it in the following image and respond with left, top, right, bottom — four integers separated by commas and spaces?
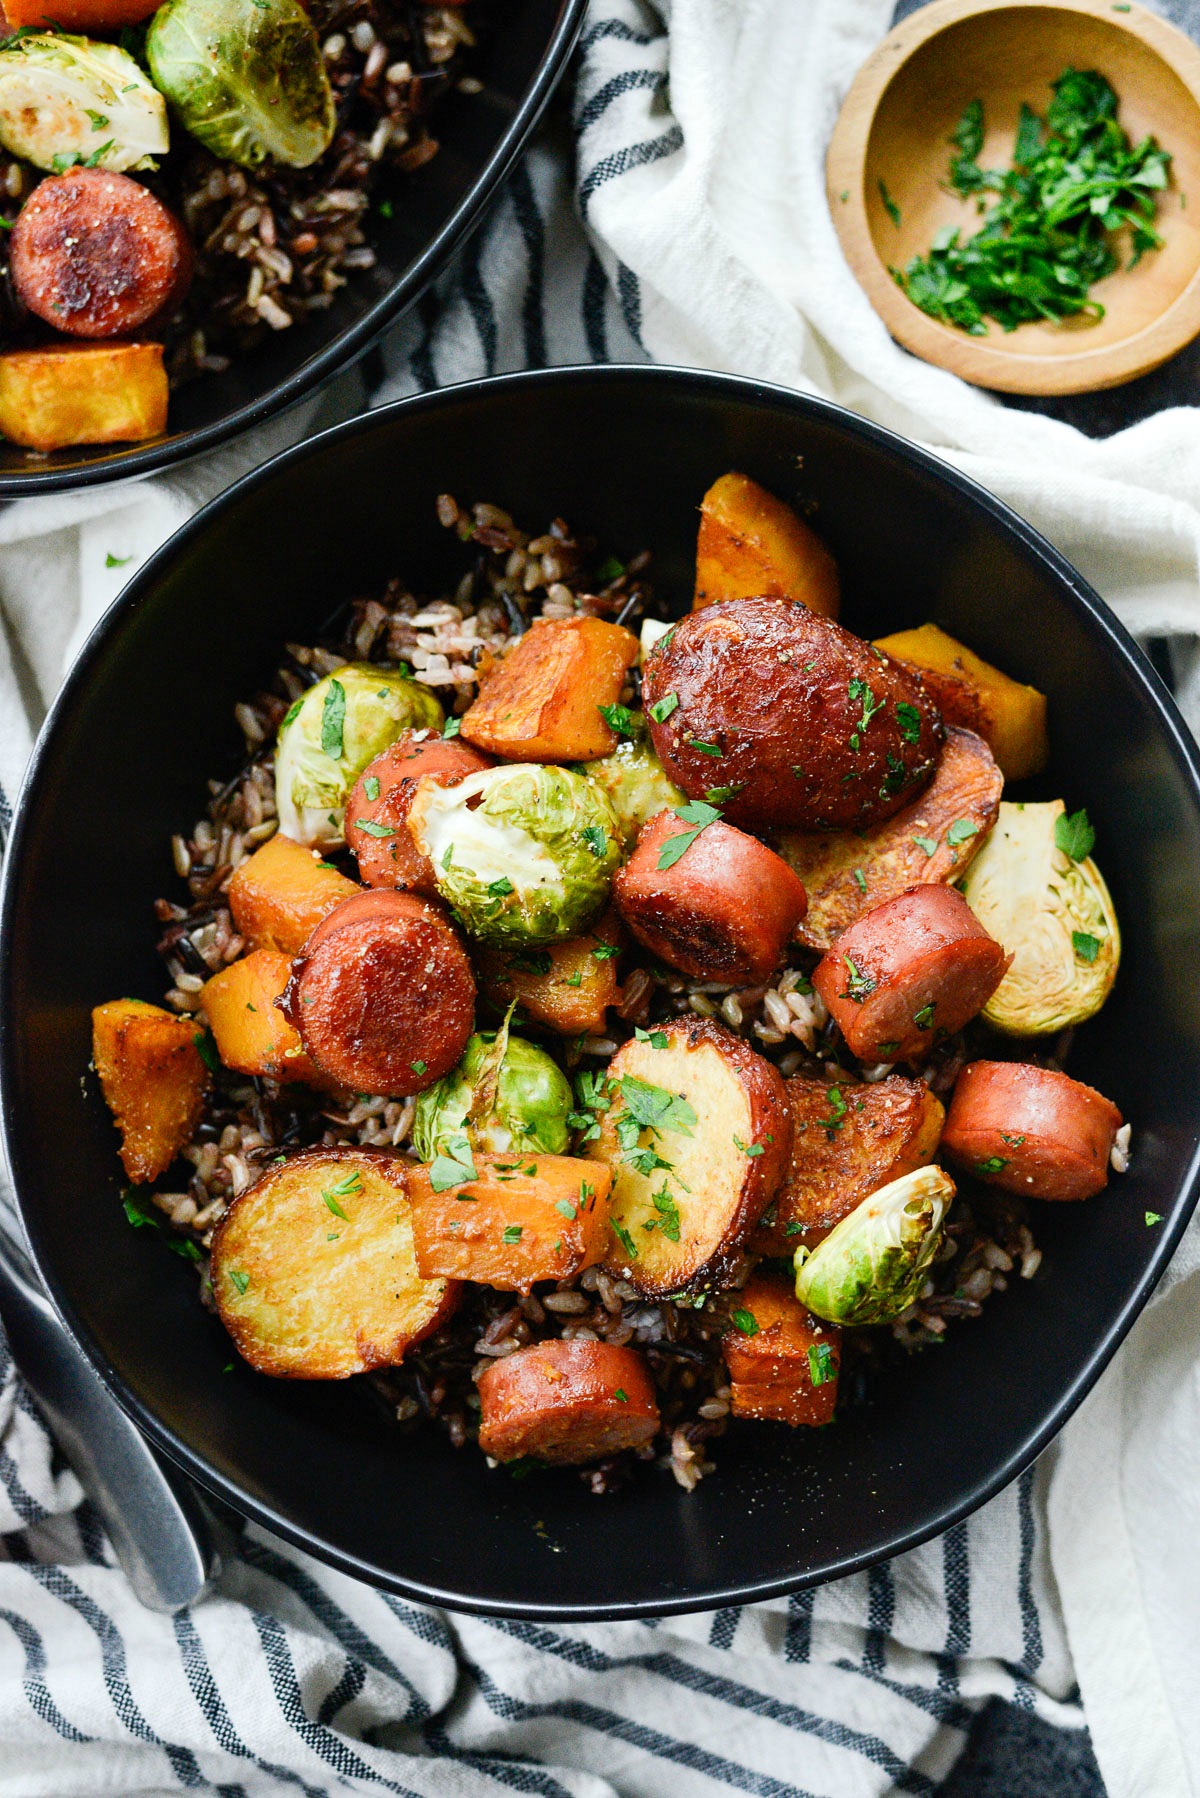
694, 471, 840, 619
460, 617, 639, 762
750, 1073, 944, 1254
723, 1273, 841, 1427
211, 1148, 456, 1378
92, 998, 210, 1184
228, 832, 359, 958
478, 911, 623, 1036
586, 1017, 792, 1296
0, 344, 167, 450
775, 727, 1002, 950
874, 623, 1047, 781
408, 1154, 611, 1291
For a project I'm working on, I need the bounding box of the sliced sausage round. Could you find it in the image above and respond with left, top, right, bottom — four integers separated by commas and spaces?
476, 1340, 660, 1465
346, 731, 492, 893
10, 171, 193, 339
642, 596, 943, 832
942, 1060, 1123, 1200
282, 889, 474, 1095
813, 884, 1010, 1063
613, 809, 808, 984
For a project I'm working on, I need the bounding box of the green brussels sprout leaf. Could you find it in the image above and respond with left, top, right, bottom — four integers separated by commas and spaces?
794, 1165, 955, 1326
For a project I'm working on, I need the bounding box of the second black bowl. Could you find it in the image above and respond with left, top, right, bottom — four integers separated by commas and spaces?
4, 365, 1200, 1617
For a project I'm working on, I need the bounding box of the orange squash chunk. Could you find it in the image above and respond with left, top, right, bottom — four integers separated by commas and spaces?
2, 0, 159, 24
0, 345, 167, 451
92, 999, 210, 1184
723, 1273, 841, 1427
408, 1154, 612, 1292
694, 471, 840, 618
201, 950, 327, 1088
477, 911, 622, 1036
874, 623, 1048, 781
228, 832, 359, 957
460, 617, 639, 762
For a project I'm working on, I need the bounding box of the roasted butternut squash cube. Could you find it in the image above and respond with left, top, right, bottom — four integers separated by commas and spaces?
724, 1274, 841, 1427
228, 832, 359, 957
460, 617, 639, 762
478, 911, 623, 1036
201, 949, 327, 1088
92, 998, 210, 1184
873, 623, 1048, 781
0, 345, 167, 452
694, 471, 840, 618
408, 1154, 611, 1292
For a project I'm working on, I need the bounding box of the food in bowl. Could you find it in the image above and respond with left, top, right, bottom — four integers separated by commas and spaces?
0, 0, 482, 451
91, 470, 1129, 1492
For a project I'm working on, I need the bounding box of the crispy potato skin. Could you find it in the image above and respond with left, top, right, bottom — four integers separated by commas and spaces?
723, 1274, 841, 1427
776, 728, 1002, 951
587, 1017, 792, 1297
200, 949, 328, 1088
92, 999, 210, 1184
211, 1148, 457, 1378
228, 833, 359, 958
460, 617, 639, 762
643, 597, 943, 832
694, 472, 840, 619
815, 885, 1011, 1064
874, 624, 1048, 781
284, 889, 475, 1095
613, 811, 808, 984
750, 1073, 945, 1254
477, 1339, 660, 1464
408, 1155, 611, 1291
346, 732, 492, 893
0, 343, 167, 450
942, 1061, 1122, 1201
477, 910, 623, 1036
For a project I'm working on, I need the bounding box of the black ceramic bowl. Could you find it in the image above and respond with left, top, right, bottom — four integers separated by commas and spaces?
4, 366, 1199, 1619
0, 0, 584, 496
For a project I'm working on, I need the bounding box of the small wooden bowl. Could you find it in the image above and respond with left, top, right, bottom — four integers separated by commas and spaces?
827, 0, 1200, 394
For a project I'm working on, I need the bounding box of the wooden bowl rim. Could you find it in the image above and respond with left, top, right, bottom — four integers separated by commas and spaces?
826, 0, 1200, 394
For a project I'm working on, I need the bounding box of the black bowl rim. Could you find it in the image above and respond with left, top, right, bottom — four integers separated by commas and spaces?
4, 362, 1200, 1619
0, 0, 588, 500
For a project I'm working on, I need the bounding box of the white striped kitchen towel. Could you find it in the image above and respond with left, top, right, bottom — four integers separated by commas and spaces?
3, 4, 1200, 1796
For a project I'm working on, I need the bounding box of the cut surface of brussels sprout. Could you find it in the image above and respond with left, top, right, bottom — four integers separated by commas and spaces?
0, 34, 168, 173
960, 799, 1120, 1036
412, 1020, 572, 1160
274, 663, 443, 848
639, 617, 674, 666
147, 0, 335, 170
579, 716, 685, 850
794, 1165, 954, 1326
408, 763, 622, 947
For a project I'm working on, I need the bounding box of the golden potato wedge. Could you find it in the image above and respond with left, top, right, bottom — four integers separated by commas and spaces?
750, 1073, 944, 1255
478, 910, 623, 1036
723, 1273, 841, 1427
775, 727, 1002, 950
693, 471, 840, 619
408, 1154, 611, 1291
874, 623, 1047, 781
210, 1148, 456, 1378
200, 949, 327, 1088
586, 1017, 792, 1297
460, 617, 639, 762
92, 998, 210, 1184
228, 832, 360, 958
0, 344, 167, 451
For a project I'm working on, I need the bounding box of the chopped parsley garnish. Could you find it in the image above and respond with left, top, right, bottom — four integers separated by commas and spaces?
878, 179, 901, 226
582, 825, 609, 858
619, 1075, 698, 1136
614, 1387, 629, 1403
105, 551, 132, 569
647, 1183, 681, 1242
487, 877, 514, 897
1145, 1211, 1163, 1225
912, 834, 938, 858
612, 1220, 639, 1260
363, 775, 381, 801
733, 1135, 765, 1158
442, 716, 461, 738
656, 799, 721, 870
819, 1086, 848, 1136
229, 1269, 250, 1295
705, 783, 745, 803
731, 1308, 759, 1336
975, 1155, 1008, 1175
895, 701, 922, 743
321, 678, 346, 759
1056, 807, 1096, 860
429, 1137, 477, 1192
1001, 1133, 1026, 1146
355, 819, 395, 837
595, 554, 625, 584
649, 692, 680, 724
168, 1237, 202, 1261
327, 1172, 362, 1197
411, 1060, 427, 1075
591, 941, 620, 959
192, 1028, 219, 1073
876, 1040, 899, 1058
564, 968, 583, 987
322, 1188, 350, 1220
783, 1221, 804, 1237
807, 1342, 837, 1386
555, 1197, 577, 1221
122, 1189, 158, 1229
946, 817, 979, 847
852, 867, 867, 894
847, 676, 885, 733
598, 702, 638, 737
634, 1026, 668, 1050
913, 1001, 936, 1030
685, 737, 723, 756
502, 1224, 523, 1243
1072, 930, 1101, 963
842, 956, 876, 1001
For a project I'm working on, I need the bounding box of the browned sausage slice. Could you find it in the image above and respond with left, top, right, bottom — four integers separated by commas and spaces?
813, 884, 1010, 1063
283, 889, 474, 1095
613, 809, 808, 984
10, 171, 192, 339
942, 1061, 1123, 1200
346, 730, 492, 893
476, 1340, 660, 1464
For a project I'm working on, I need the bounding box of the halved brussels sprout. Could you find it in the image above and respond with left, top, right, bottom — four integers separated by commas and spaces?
408, 763, 622, 947
0, 34, 168, 173
794, 1165, 955, 1326
960, 799, 1119, 1036
412, 1010, 572, 1160
147, 0, 335, 170
579, 714, 685, 850
274, 663, 443, 848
